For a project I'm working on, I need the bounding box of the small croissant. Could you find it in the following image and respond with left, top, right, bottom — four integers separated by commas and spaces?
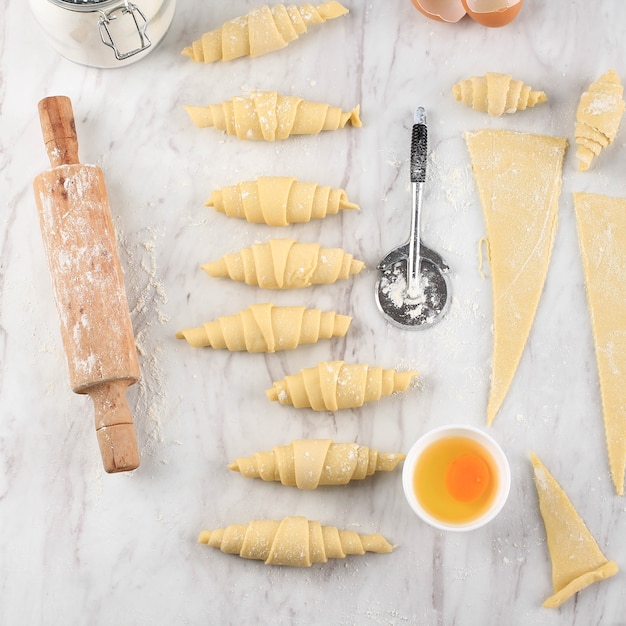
266, 360, 418, 411
229, 439, 405, 488
176, 303, 351, 352
184, 90, 361, 141
182, 2, 349, 63
201, 238, 364, 289
575, 70, 625, 171
198, 516, 393, 566
207, 176, 359, 226
452, 72, 547, 116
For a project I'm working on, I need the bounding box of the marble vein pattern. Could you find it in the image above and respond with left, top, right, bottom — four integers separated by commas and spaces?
1, 0, 626, 624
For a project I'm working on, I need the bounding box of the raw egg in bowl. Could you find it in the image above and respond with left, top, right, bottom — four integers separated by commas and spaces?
402, 424, 511, 531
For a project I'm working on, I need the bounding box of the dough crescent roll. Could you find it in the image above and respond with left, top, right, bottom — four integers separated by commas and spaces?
229, 439, 405, 488
184, 91, 361, 141
531, 453, 618, 608
176, 303, 351, 352
575, 70, 625, 171
198, 516, 393, 566
201, 238, 364, 289
266, 360, 418, 411
464, 130, 567, 425
453, 72, 547, 116
182, 2, 349, 63
207, 176, 359, 225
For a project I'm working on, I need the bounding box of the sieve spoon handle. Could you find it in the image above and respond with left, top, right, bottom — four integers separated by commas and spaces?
407, 107, 427, 298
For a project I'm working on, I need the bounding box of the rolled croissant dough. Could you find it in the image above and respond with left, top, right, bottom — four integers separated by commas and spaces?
531, 452, 618, 608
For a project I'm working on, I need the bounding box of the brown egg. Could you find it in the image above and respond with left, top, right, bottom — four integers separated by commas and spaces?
462, 0, 523, 27
411, 0, 467, 23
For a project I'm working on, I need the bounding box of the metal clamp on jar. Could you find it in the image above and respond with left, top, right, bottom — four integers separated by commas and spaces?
29, 0, 176, 68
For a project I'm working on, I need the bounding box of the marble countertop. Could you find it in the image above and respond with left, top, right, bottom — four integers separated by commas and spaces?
2, 1, 626, 624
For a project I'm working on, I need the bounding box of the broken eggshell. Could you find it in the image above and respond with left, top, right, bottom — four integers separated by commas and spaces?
411, 0, 522, 27
411, 0, 467, 23
462, 0, 523, 27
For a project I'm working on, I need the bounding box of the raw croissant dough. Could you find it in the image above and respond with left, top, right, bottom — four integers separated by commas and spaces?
464, 130, 567, 425
198, 516, 393, 566
176, 303, 351, 352
575, 70, 625, 171
531, 452, 618, 608
207, 176, 359, 225
201, 238, 364, 289
229, 439, 405, 488
453, 72, 547, 116
266, 360, 418, 411
573, 192, 626, 495
182, 2, 349, 63
184, 91, 361, 141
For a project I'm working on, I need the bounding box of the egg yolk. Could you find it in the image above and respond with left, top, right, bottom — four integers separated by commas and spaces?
412, 435, 499, 524
445, 453, 491, 502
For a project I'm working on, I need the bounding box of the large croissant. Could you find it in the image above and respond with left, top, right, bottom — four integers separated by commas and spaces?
207, 176, 359, 226
182, 2, 349, 63
575, 70, 625, 171
201, 238, 364, 289
198, 516, 393, 566
176, 303, 351, 352
266, 360, 418, 411
229, 439, 405, 488
452, 72, 547, 116
184, 91, 361, 141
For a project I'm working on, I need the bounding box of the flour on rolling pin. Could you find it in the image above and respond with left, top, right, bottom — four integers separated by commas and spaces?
33, 96, 141, 473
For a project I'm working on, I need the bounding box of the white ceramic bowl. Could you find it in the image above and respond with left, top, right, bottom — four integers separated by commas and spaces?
402, 424, 511, 531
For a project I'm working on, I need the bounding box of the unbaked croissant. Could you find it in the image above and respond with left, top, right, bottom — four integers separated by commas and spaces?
182, 2, 349, 63
229, 439, 405, 488
575, 70, 625, 171
531, 452, 619, 608
176, 303, 351, 352
198, 516, 393, 566
207, 176, 359, 226
452, 72, 547, 116
266, 360, 418, 411
201, 238, 364, 289
184, 91, 361, 141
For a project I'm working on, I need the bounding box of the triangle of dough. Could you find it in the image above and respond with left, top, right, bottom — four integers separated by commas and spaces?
317, 361, 343, 411
485, 72, 511, 116
267, 238, 295, 288
292, 439, 332, 489
248, 6, 289, 58
573, 192, 626, 495
530, 452, 618, 608
464, 130, 567, 424
248, 303, 275, 352
251, 91, 279, 141
257, 176, 293, 226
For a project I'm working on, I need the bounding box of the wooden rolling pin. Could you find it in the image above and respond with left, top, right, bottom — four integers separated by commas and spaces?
33, 95, 141, 473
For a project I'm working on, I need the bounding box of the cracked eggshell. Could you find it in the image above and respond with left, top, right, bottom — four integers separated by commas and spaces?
462, 0, 523, 27
411, 0, 467, 23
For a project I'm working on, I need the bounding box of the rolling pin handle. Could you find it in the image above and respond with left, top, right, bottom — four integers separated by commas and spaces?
38, 96, 80, 168
89, 380, 140, 473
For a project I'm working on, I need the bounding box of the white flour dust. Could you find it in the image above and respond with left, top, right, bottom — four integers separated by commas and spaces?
115, 222, 169, 454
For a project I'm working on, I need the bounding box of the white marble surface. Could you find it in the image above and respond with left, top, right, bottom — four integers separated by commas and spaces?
2, 1, 626, 624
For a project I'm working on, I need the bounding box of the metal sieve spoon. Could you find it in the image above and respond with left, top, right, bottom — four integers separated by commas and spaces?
375, 108, 450, 329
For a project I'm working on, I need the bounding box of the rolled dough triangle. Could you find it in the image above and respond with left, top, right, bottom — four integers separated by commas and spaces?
530, 452, 618, 608
573, 192, 626, 495
464, 130, 567, 424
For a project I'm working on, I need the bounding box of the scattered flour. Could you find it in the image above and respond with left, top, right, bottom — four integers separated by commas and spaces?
115, 222, 169, 454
